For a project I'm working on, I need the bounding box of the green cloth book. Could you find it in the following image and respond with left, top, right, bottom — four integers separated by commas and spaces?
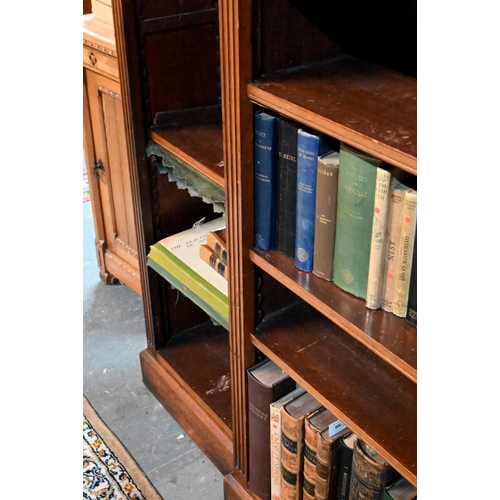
333, 144, 382, 299
147, 258, 229, 330
147, 218, 229, 327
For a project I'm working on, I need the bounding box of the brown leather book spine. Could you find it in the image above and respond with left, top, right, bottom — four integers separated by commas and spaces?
281, 407, 305, 500
302, 411, 322, 500
312, 152, 339, 281
314, 430, 346, 500
206, 228, 228, 265
199, 244, 228, 280
349, 440, 394, 500
248, 362, 296, 500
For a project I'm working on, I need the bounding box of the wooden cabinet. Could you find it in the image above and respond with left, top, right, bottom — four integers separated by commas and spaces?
111, 0, 416, 497
83, 15, 141, 296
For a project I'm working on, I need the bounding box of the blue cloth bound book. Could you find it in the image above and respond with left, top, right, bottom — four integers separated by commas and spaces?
254, 110, 277, 250
295, 129, 327, 272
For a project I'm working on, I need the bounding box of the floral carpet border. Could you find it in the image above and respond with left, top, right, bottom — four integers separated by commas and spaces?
83, 396, 163, 500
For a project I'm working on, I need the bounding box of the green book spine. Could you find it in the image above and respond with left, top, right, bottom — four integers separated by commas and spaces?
148, 244, 229, 320
333, 144, 381, 299
147, 258, 229, 330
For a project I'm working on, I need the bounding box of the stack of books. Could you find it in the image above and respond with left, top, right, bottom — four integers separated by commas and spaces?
146, 217, 229, 330
252, 110, 417, 326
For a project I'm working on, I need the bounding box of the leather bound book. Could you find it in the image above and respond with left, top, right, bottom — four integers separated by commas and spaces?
334, 433, 357, 500
303, 408, 348, 500
248, 359, 296, 500
270, 387, 306, 500
382, 476, 417, 500
275, 117, 300, 258
314, 424, 350, 500
281, 391, 323, 500
333, 143, 381, 299
349, 439, 398, 500
254, 110, 277, 251
312, 151, 340, 281
199, 244, 228, 280
405, 223, 417, 326
206, 228, 227, 265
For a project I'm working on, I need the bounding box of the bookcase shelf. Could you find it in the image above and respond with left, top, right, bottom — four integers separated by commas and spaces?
149, 123, 225, 189
251, 301, 416, 486
250, 248, 417, 382
247, 56, 417, 175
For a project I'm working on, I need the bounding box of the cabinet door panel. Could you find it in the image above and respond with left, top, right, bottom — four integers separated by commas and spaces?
85, 69, 140, 290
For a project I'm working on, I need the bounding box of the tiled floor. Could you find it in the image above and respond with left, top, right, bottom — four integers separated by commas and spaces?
82, 159, 224, 499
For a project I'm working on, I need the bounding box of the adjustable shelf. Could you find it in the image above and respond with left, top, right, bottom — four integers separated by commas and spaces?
250, 249, 417, 382
247, 56, 417, 175
251, 301, 417, 486
149, 123, 225, 189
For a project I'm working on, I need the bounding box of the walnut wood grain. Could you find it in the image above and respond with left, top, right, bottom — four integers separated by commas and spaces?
250, 249, 417, 382
251, 301, 416, 486
247, 57, 417, 175
149, 123, 225, 189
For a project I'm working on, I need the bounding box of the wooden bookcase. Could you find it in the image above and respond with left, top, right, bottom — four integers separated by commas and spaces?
110, 0, 417, 497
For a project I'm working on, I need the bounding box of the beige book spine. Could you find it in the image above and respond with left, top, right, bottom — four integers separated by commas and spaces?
313, 433, 331, 500
281, 409, 305, 500
366, 168, 392, 309
199, 244, 228, 280
381, 184, 410, 312
392, 190, 417, 317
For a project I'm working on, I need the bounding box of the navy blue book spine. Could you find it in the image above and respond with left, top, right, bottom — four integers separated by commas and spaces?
254, 110, 277, 250
295, 129, 321, 272
275, 117, 300, 258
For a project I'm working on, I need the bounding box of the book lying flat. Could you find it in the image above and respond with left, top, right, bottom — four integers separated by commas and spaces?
147, 217, 228, 324
147, 258, 229, 330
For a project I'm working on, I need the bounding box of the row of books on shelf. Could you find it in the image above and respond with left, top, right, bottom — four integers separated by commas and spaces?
248, 359, 417, 500
253, 110, 417, 327
146, 216, 230, 330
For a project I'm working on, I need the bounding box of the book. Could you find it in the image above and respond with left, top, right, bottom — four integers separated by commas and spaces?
206, 228, 227, 265
147, 217, 228, 324
295, 129, 322, 272
349, 439, 398, 500
334, 432, 357, 500
270, 387, 307, 500
314, 424, 351, 500
275, 117, 300, 258
392, 189, 417, 317
381, 182, 412, 312
147, 258, 229, 329
406, 223, 417, 326
254, 110, 277, 251
303, 408, 348, 500
312, 151, 340, 281
281, 391, 323, 500
247, 359, 296, 500
333, 143, 381, 298
199, 244, 228, 280
382, 476, 417, 500
365, 167, 392, 309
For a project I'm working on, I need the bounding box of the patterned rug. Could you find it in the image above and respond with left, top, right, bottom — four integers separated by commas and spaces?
83, 396, 163, 500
